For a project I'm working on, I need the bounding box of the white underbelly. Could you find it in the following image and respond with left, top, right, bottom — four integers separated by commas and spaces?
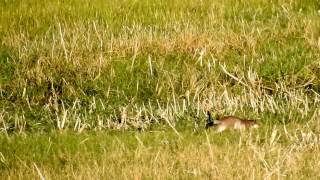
234, 121, 246, 130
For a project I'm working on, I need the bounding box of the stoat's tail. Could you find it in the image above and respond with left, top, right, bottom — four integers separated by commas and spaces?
206, 111, 216, 129
206, 111, 222, 129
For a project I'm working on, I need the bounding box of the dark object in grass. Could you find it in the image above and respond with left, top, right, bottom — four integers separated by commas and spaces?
205, 111, 215, 129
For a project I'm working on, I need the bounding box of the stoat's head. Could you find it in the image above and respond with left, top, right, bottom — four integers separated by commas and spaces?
247, 120, 259, 128
242, 119, 259, 128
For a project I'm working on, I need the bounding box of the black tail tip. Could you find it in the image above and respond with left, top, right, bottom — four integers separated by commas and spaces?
206, 111, 214, 129
207, 111, 212, 121
205, 122, 214, 129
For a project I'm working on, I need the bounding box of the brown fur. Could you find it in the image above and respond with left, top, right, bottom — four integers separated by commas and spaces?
206, 112, 259, 132
216, 116, 259, 132
219, 116, 257, 126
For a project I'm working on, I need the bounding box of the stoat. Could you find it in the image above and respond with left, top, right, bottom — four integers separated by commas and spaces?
206, 111, 259, 132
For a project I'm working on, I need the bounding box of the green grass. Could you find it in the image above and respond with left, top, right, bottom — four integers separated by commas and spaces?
1, 0, 320, 179
1, 126, 320, 179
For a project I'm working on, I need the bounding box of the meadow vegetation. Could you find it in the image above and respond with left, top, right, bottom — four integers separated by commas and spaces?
0, 0, 320, 179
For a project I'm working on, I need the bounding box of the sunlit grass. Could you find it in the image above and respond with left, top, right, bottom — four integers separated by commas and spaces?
1, 124, 320, 179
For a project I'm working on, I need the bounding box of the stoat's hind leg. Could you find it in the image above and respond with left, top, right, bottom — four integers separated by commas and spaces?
216, 125, 227, 132
234, 121, 245, 130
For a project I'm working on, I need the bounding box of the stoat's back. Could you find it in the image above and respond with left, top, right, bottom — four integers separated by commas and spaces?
218, 116, 241, 125
216, 116, 259, 132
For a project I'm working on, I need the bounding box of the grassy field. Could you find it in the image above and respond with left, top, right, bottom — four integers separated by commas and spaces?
1, 0, 320, 179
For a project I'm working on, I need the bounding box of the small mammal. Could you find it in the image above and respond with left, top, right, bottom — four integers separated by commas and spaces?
206, 111, 259, 132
